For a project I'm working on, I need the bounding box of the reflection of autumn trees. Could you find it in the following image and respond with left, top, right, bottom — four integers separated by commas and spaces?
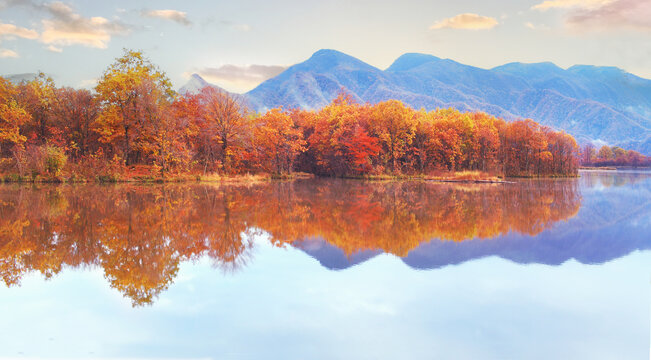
254, 180, 581, 256
0, 180, 580, 305
0, 185, 257, 306
580, 170, 651, 188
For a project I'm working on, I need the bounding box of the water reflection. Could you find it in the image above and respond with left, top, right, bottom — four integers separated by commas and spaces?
0, 174, 646, 306
579, 169, 651, 188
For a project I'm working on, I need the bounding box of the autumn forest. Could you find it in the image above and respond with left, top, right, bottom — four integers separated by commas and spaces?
5, 49, 645, 182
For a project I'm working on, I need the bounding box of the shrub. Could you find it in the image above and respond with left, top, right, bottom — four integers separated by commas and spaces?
43, 145, 67, 176
67, 150, 125, 182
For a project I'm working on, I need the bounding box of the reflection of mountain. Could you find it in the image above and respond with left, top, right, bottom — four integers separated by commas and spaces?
0, 173, 648, 305
402, 218, 651, 269
294, 237, 382, 270
295, 172, 651, 270
301, 195, 651, 270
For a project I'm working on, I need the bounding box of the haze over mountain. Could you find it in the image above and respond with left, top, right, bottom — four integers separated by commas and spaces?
4, 73, 40, 84
179, 73, 227, 95
184, 49, 651, 154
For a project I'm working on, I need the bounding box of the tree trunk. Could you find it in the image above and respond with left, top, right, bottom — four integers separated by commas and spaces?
124, 125, 130, 165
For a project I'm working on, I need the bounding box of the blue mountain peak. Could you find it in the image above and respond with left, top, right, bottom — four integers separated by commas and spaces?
300, 49, 379, 72
386, 53, 442, 72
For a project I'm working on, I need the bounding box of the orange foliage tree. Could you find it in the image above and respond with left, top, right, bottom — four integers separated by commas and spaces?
94, 50, 175, 165
0, 77, 30, 156
368, 100, 416, 173
253, 108, 306, 174
51, 87, 99, 158
16, 72, 56, 144
192, 87, 251, 174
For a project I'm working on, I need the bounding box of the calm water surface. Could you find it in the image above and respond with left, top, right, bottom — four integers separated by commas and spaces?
0, 170, 650, 359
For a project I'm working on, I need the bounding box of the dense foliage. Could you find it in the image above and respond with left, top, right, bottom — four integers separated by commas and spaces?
581, 143, 651, 167
293, 95, 579, 177
0, 50, 603, 180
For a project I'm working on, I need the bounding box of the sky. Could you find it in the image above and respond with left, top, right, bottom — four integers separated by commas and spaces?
0, 0, 649, 93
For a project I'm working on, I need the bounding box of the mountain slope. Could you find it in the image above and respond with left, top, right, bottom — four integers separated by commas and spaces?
179, 73, 229, 95
246, 49, 388, 110
4, 73, 42, 84
182, 50, 651, 153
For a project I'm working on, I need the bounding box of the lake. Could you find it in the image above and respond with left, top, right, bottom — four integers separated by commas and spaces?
0, 170, 650, 359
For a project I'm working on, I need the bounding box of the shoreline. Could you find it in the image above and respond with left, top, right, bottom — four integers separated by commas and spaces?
579, 166, 650, 171
0, 171, 572, 185
579, 166, 617, 171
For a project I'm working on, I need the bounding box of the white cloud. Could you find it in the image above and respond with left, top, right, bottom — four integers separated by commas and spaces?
78, 78, 98, 88
230, 23, 250, 32
0, 22, 38, 39
0, 48, 18, 57
46, 44, 62, 52
142, 9, 191, 26
187, 64, 287, 92
533, 0, 614, 10
1, 1, 131, 49
533, 0, 651, 31
430, 13, 499, 30
219, 20, 251, 32
566, 0, 651, 31
39, 2, 130, 49
524, 22, 551, 30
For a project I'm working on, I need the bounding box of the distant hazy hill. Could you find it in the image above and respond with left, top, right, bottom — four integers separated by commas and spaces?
179, 73, 253, 108
4, 73, 40, 84
178, 73, 226, 95
181, 49, 651, 153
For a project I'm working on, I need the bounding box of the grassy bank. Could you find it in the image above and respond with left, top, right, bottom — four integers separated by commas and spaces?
579, 166, 617, 171
506, 174, 581, 178
341, 170, 509, 183
0, 169, 319, 184
0, 172, 273, 184
0, 169, 581, 185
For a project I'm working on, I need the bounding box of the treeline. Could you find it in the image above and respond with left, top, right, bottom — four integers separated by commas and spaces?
581, 144, 651, 167
1, 50, 580, 181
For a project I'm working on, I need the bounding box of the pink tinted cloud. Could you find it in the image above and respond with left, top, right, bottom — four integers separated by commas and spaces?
567, 0, 651, 31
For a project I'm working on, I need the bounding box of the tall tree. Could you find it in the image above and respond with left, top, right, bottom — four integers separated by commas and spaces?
0, 77, 30, 156
253, 108, 306, 175
16, 72, 55, 143
194, 87, 250, 174
597, 145, 614, 162
368, 100, 416, 173
581, 143, 596, 165
52, 87, 98, 158
94, 49, 174, 165
139, 80, 192, 174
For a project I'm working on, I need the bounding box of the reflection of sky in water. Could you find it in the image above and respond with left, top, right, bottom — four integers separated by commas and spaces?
0, 171, 650, 360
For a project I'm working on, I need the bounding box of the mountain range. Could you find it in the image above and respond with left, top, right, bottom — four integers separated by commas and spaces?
183, 49, 651, 154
